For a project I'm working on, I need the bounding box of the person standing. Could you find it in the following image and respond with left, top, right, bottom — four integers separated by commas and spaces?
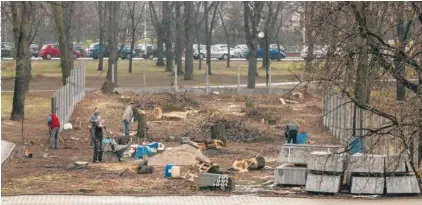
89, 108, 101, 149
93, 120, 105, 163
47, 112, 60, 149
122, 103, 134, 136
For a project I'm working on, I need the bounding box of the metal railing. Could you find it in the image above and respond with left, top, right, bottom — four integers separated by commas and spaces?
51, 64, 86, 131
323, 91, 419, 167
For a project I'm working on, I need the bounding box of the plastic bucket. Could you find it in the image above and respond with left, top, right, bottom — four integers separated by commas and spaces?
170, 166, 181, 178
164, 164, 174, 178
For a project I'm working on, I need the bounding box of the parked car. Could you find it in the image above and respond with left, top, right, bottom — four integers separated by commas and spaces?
269, 44, 285, 53
233, 44, 248, 58
1, 42, 15, 59
30, 44, 39, 57
40, 44, 82, 60
245, 48, 287, 60
87, 43, 136, 60
193, 44, 207, 60
135, 44, 157, 59
73, 43, 87, 57
300, 45, 328, 60
210, 47, 231, 60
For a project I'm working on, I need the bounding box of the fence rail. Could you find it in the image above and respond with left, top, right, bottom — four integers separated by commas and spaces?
51, 65, 86, 131
323, 92, 419, 168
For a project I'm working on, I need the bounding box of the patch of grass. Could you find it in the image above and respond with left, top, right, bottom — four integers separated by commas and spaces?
1, 93, 51, 117
1, 60, 304, 79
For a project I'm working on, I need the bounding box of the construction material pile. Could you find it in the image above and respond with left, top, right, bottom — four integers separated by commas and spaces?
148, 144, 211, 166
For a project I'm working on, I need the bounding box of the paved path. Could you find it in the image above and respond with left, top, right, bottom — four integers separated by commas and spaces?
2, 195, 422, 205
1, 140, 15, 164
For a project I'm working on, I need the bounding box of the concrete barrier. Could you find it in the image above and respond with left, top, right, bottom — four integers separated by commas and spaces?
274, 164, 307, 186
308, 152, 346, 172
350, 176, 385, 194
305, 173, 342, 193
280, 144, 342, 165
386, 175, 421, 194
385, 155, 409, 173
348, 154, 385, 173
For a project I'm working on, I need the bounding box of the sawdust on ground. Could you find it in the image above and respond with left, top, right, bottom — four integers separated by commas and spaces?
148, 144, 210, 166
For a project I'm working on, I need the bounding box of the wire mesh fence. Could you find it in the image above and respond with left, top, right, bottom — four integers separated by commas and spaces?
51, 64, 86, 131
323, 91, 419, 168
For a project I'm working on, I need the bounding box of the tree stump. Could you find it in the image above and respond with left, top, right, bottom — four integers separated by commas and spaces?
134, 109, 147, 140
101, 81, 117, 94
210, 122, 227, 145
74, 161, 89, 169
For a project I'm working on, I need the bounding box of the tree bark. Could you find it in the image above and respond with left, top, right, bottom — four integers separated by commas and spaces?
304, 2, 315, 73
184, 2, 194, 80
97, 2, 105, 71
204, 2, 219, 75
218, 5, 230, 68
162, 2, 173, 72
104, 1, 120, 90
51, 2, 70, 85
149, 2, 165, 67
243, 2, 263, 88
175, 2, 184, 75
10, 2, 33, 121
64, 2, 74, 71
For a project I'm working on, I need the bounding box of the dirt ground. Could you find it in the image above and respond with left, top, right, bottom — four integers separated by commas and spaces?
1, 89, 341, 196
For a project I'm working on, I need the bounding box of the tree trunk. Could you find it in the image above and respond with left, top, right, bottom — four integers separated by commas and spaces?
64, 2, 74, 71
128, 2, 136, 74
10, 2, 33, 121
175, 2, 184, 75
104, 1, 120, 90
218, 6, 230, 68
184, 2, 194, 80
162, 2, 173, 72
51, 2, 70, 85
156, 37, 165, 66
304, 2, 315, 73
204, 2, 211, 75
97, 2, 105, 71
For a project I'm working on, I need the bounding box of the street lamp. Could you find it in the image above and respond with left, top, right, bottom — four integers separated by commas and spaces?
258, 30, 269, 87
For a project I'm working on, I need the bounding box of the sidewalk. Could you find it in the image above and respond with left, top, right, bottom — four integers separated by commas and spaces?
2, 195, 422, 205
1, 140, 15, 164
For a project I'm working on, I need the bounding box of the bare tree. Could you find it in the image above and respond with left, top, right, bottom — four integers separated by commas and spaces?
149, 2, 165, 67
127, 2, 146, 73
184, 1, 194, 80
259, 2, 283, 68
97, 1, 107, 71
218, 3, 231, 68
243, 2, 264, 88
174, 2, 184, 75
161, 2, 173, 72
10, 1, 33, 121
51, 1, 74, 85
204, 2, 219, 75
101, 1, 121, 93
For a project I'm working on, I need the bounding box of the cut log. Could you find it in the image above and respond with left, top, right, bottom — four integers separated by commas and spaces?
279, 98, 287, 105
162, 112, 188, 121
152, 107, 163, 120
134, 109, 147, 139
75, 161, 89, 169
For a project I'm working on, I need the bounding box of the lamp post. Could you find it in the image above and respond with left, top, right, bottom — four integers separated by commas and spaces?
258, 30, 269, 87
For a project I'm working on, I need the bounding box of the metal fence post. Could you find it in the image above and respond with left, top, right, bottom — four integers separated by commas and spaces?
268, 66, 272, 94
112, 64, 115, 83
237, 66, 240, 94
206, 64, 209, 93
174, 65, 178, 93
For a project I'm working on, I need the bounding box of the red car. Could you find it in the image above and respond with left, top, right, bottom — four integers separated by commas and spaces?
40, 44, 82, 60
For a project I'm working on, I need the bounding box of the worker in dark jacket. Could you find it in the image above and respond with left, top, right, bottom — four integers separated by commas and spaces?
89, 108, 101, 149
47, 112, 61, 149
93, 121, 105, 163
285, 123, 299, 144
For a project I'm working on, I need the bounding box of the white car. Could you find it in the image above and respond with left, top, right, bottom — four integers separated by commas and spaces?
233, 44, 248, 58
269, 44, 285, 52
300, 45, 328, 60
210, 47, 231, 60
